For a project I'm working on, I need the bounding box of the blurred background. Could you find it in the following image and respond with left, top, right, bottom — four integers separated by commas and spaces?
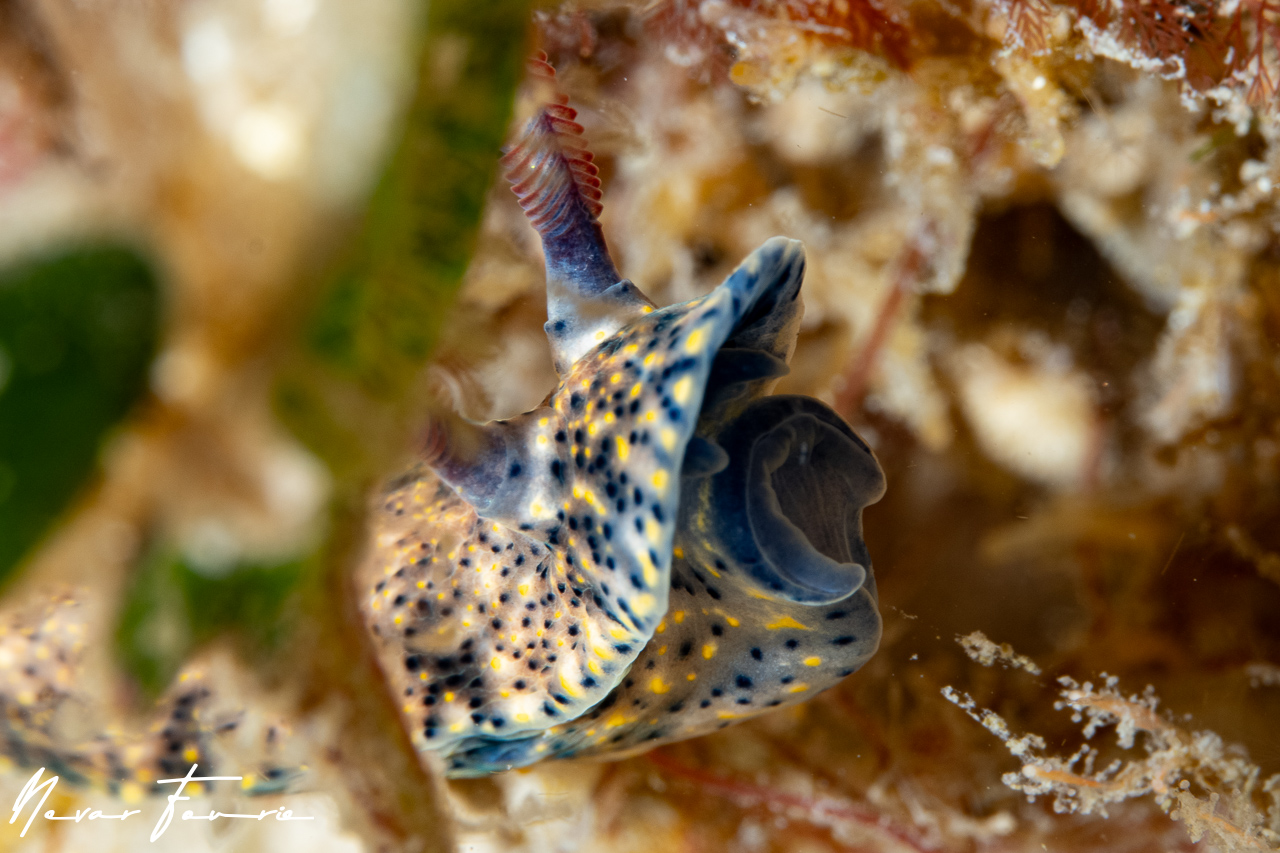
0, 0, 1277, 850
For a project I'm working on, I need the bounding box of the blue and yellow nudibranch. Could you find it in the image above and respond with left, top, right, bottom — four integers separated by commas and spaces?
359, 54, 886, 777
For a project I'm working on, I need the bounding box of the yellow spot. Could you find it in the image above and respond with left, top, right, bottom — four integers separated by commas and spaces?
717, 710, 746, 720
673, 376, 692, 404
788, 683, 810, 693
639, 551, 659, 587
588, 422, 598, 436
630, 383, 642, 397
804, 656, 822, 667
240, 775, 255, 791
419, 672, 427, 681
673, 610, 686, 624
767, 615, 811, 631
687, 672, 697, 681
673, 546, 684, 559
645, 410, 657, 421
605, 712, 628, 728
652, 470, 668, 491
702, 643, 717, 659
642, 305, 654, 313
539, 417, 549, 427
610, 373, 622, 384
121, 782, 144, 804
616, 436, 630, 460
633, 593, 656, 614
445, 692, 455, 702
684, 328, 706, 353
588, 659, 603, 676
538, 435, 548, 445
437, 592, 446, 600
559, 672, 582, 697
656, 620, 667, 634
183, 747, 199, 763
726, 616, 740, 627
596, 330, 606, 340
516, 713, 531, 723
393, 615, 403, 625
661, 428, 677, 450
649, 677, 671, 694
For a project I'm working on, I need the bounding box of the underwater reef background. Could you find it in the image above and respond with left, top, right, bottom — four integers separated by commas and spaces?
0, 0, 1277, 850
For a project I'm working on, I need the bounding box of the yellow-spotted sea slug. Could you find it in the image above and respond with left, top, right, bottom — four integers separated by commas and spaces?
359, 53, 887, 777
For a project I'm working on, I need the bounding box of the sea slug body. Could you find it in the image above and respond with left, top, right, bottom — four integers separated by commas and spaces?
359, 53, 887, 777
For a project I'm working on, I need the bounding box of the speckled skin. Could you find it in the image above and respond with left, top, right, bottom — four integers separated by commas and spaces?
361, 241, 839, 761
0, 594, 296, 797
359, 61, 886, 776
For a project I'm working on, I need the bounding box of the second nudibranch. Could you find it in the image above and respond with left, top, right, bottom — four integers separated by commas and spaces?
359, 53, 886, 777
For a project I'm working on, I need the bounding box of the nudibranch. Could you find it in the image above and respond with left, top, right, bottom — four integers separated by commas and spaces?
359, 54, 886, 777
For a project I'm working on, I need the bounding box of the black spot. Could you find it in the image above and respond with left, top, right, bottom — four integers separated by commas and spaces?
832, 636, 856, 646
711, 624, 723, 636
750, 647, 763, 661
785, 639, 799, 649
469, 696, 483, 709
735, 675, 753, 689
678, 641, 692, 657
826, 610, 848, 620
